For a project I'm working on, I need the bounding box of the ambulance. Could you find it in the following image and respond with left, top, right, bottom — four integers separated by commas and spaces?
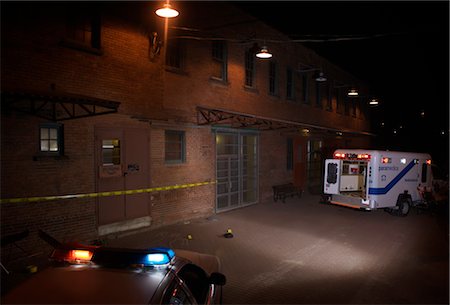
323, 149, 433, 216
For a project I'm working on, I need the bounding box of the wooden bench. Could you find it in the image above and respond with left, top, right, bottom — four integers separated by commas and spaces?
272, 183, 303, 203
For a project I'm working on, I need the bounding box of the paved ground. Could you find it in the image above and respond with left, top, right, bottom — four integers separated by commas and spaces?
105, 193, 449, 304
2, 193, 448, 304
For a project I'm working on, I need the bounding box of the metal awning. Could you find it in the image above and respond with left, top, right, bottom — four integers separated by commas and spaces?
197, 106, 375, 136
1, 90, 120, 121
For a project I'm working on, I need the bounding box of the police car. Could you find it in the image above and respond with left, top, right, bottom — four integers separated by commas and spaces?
2, 243, 226, 304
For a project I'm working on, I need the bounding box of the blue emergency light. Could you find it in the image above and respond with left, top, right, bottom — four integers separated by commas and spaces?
145, 247, 176, 265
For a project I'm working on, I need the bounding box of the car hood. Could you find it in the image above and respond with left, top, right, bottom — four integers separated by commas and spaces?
2, 265, 167, 304
174, 249, 221, 275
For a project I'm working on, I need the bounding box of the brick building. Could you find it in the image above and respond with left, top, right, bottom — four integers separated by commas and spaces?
1, 2, 372, 250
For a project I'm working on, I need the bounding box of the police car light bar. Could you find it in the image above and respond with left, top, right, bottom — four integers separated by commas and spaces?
51, 247, 95, 264
146, 247, 176, 265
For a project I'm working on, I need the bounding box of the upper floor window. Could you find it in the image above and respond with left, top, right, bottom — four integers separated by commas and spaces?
344, 96, 350, 116
244, 49, 255, 88
315, 82, 323, 108
336, 88, 343, 114
211, 40, 228, 82
301, 73, 309, 104
326, 83, 333, 111
39, 123, 64, 156
165, 130, 186, 164
63, 5, 101, 53
286, 68, 295, 100
269, 61, 278, 96
166, 39, 185, 71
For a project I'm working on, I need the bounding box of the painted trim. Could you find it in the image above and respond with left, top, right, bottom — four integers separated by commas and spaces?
369, 160, 416, 195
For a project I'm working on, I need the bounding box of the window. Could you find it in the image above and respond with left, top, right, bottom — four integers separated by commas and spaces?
302, 74, 309, 104
39, 123, 64, 155
102, 139, 120, 165
315, 82, 323, 108
336, 88, 343, 114
244, 49, 255, 88
166, 39, 185, 71
64, 5, 101, 52
286, 68, 295, 100
178, 264, 209, 304
326, 84, 333, 111
344, 96, 350, 115
211, 40, 228, 82
287, 138, 293, 170
269, 61, 278, 96
165, 130, 186, 163
161, 280, 193, 305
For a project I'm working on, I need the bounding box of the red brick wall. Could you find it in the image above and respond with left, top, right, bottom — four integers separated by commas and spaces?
1, 2, 372, 251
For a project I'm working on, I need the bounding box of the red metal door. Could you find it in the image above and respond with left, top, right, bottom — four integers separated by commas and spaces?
123, 128, 150, 219
95, 127, 149, 226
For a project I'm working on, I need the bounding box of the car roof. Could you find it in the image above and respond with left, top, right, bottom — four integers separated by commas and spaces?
2, 264, 173, 304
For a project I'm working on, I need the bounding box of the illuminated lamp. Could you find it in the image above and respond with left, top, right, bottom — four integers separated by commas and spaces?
256, 46, 272, 59
369, 98, 379, 106
155, 3, 179, 18
315, 72, 327, 82
347, 88, 359, 96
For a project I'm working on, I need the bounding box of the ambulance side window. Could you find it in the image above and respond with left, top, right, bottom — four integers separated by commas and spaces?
327, 163, 338, 184
421, 163, 428, 183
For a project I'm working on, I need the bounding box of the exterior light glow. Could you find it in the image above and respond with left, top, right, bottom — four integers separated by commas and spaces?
369, 98, 379, 105
347, 89, 359, 96
155, 3, 179, 18
71, 250, 93, 261
426, 159, 432, 165
315, 72, 327, 82
256, 46, 272, 59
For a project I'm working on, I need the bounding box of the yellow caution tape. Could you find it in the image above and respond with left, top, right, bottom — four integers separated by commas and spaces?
0, 181, 216, 204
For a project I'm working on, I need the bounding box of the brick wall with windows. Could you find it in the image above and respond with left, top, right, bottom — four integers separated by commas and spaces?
1, 1, 372, 251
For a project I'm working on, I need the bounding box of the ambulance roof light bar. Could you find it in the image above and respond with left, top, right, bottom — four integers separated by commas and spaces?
334, 152, 371, 160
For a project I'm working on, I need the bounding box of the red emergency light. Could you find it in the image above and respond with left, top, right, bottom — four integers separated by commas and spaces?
334, 153, 371, 160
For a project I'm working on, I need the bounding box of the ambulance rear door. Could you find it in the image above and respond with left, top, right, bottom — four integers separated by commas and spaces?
324, 159, 341, 194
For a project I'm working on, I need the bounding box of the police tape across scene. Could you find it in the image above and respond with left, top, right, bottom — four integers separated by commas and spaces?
0, 181, 216, 204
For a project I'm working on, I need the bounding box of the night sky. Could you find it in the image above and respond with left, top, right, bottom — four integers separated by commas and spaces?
234, 1, 449, 170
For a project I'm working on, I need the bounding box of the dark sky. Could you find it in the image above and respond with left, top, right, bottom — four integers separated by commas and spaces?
234, 1, 449, 166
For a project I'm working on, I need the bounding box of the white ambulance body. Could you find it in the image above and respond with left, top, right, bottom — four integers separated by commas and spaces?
323, 149, 432, 216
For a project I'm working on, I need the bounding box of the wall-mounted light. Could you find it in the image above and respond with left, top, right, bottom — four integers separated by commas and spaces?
369, 98, 379, 106
155, 3, 179, 18
315, 72, 327, 82
347, 88, 359, 97
256, 46, 272, 59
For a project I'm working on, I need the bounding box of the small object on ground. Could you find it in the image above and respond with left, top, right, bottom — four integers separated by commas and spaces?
224, 228, 233, 238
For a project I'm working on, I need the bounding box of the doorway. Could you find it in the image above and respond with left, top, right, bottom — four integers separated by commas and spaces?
95, 127, 150, 226
215, 131, 258, 212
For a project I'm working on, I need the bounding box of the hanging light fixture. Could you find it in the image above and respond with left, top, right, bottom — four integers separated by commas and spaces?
315, 72, 327, 82
347, 88, 359, 97
369, 98, 379, 106
256, 46, 272, 59
155, 3, 179, 18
